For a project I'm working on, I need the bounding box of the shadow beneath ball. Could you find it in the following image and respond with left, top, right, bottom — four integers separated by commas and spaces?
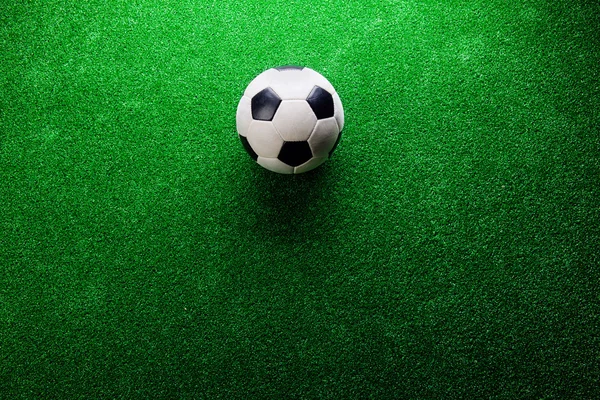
251, 162, 339, 242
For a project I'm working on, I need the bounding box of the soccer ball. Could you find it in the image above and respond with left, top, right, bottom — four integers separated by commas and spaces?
236, 66, 344, 174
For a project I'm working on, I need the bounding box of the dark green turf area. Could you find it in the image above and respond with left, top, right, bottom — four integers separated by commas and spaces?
1, 0, 599, 398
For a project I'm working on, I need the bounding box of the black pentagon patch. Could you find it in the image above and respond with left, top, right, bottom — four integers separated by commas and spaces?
251, 88, 281, 121
278, 141, 313, 167
328, 131, 342, 158
275, 65, 304, 71
306, 86, 334, 119
239, 134, 258, 161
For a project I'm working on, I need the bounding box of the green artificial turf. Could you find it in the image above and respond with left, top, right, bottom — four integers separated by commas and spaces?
1, 0, 599, 398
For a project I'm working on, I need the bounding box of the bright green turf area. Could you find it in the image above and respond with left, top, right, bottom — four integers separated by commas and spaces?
1, 0, 599, 398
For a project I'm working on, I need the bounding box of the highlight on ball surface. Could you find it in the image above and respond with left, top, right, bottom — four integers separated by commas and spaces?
236, 66, 344, 174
